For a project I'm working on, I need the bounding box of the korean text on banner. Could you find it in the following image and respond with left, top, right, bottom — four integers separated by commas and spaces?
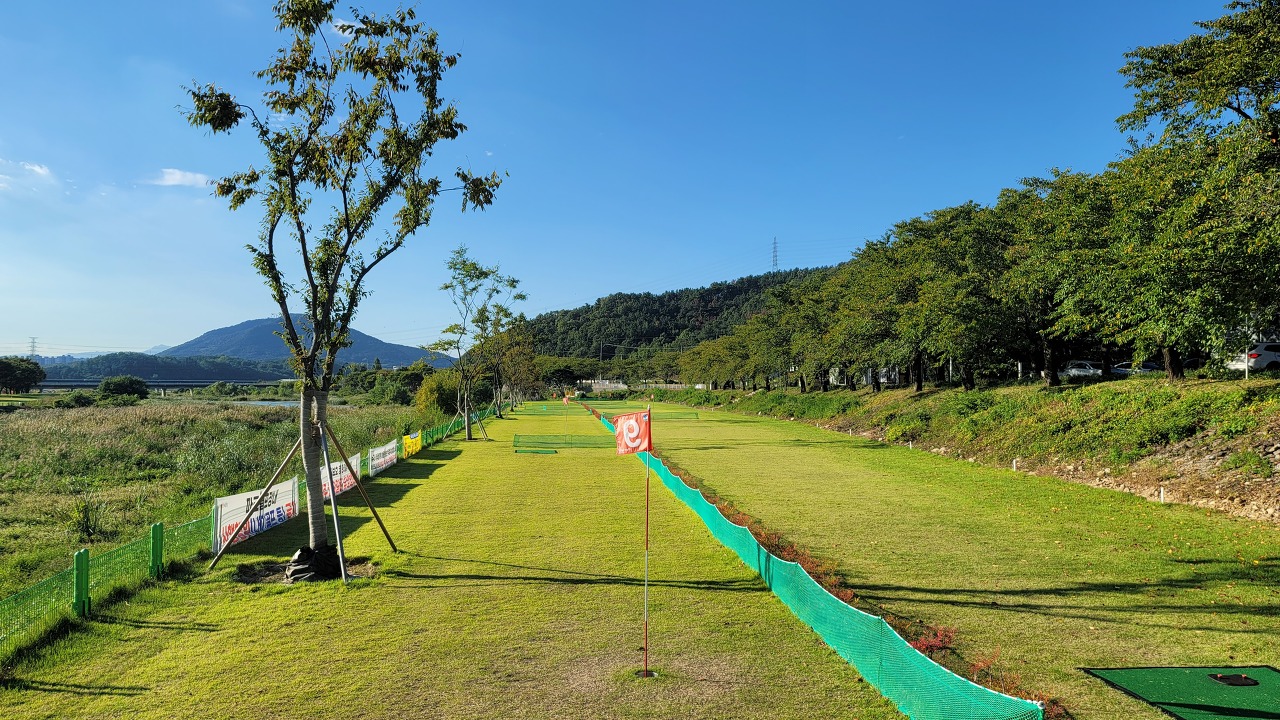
614, 410, 652, 455
320, 453, 361, 499
212, 481, 299, 554
368, 440, 398, 477
403, 432, 422, 457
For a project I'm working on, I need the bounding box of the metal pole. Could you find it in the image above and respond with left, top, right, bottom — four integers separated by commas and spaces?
208, 438, 302, 570
321, 422, 398, 553
643, 455, 651, 676
319, 430, 350, 583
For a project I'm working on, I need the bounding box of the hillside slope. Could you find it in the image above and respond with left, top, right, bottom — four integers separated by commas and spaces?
640, 377, 1280, 524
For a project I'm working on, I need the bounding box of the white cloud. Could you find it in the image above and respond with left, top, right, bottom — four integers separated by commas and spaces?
150, 168, 211, 187
331, 18, 356, 38
485, 150, 494, 157
21, 162, 51, 177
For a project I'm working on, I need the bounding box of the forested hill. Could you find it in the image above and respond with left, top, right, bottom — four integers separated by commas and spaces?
41, 353, 294, 382
528, 269, 821, 358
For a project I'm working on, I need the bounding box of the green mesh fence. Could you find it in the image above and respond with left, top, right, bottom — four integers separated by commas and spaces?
88, 536, 152, 606
513, 434, 617, 448
598, 413, 1043, 720
0, 567, 74, 661
603, 410, 698, 421
165, 515, 211, 563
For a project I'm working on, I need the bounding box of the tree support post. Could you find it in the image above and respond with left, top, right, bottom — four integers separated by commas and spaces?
208, 438, 302, 570
321, 422, 398, 554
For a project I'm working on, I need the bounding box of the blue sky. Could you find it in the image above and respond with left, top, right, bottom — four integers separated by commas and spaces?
0, 1, 1225, 356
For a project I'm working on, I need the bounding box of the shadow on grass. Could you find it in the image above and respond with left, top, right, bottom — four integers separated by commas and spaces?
0, 678, 149, 696
93, 614, 219, 632
851, 556, 1280, 633
386, 555, 766, 593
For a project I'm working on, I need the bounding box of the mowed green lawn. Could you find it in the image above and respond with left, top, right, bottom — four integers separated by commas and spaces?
0, 405, 901, 719
591, 400, 1280, 719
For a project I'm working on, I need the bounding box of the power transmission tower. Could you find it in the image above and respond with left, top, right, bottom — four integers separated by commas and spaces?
771, 237, 778, 272
28, 337, 37, 360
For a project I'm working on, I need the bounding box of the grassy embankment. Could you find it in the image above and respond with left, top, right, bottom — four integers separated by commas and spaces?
0, 400, 432, 598
0, 404, 902, 720
589, 398, 1280, 719
639, 377, 1280, 518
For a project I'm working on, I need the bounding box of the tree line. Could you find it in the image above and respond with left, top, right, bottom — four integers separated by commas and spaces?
646, 1, 1280, 391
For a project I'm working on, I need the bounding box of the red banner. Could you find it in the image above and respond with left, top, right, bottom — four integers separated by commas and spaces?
614, 410, 652, 454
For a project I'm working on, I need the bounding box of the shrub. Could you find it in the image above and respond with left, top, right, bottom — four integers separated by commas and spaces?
54, 390, 97, 408
1223, 449, 1273, 478
98, 375, 149, 400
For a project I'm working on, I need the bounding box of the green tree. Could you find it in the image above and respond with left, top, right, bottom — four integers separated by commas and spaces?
0, 357, 45, 393
430, 246, 522, 439
1119, 0, 1280, 152
97, 375, 149, 400
186, 0, 500, 575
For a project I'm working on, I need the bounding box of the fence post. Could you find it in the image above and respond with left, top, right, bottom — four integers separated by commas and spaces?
150, 523, 164, 579
72, 548, 90, 618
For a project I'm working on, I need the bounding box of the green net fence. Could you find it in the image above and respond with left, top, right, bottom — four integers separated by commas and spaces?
598, 413, 1043, 720
602, 410, 698, 421
0, 567, 74, 661
165, 516, 211, 564
88, 536, 151, 606
513, 434, 617, 448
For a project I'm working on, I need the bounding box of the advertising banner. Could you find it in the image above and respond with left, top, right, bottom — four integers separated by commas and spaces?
403, 431, 422, 457
368, 440, 398, 477
212, 481, 299, 555
320, 453, 361, 499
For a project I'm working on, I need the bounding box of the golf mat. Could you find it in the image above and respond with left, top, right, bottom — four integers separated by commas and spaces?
1083, 666, 1280, 720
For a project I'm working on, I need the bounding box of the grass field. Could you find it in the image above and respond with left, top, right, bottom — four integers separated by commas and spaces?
0, 405, 902, 719
586, 400, 1280, 719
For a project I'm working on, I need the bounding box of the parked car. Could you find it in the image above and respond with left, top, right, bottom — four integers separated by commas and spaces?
1226, 343, 1280, 372
1115, 361, 1162, 375
1061, 360, 1102, 378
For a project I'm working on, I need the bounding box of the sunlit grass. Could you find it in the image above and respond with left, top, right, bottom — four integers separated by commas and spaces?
644, 404, 1280, 719
0, 405, 902, 719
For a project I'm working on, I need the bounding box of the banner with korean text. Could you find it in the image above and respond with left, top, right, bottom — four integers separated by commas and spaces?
319, 453, 361, 499
403, 431, 422, 457
368, 440, 397, 477
211, 481, 300, 555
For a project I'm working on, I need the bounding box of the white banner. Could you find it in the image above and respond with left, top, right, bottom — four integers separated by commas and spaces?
368, 440, 397, 477
320, 453, 361, 499
212, 481, 299, 555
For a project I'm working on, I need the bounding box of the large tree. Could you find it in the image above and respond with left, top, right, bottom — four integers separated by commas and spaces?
0, 357, 44, 394
187, 1, 500, 578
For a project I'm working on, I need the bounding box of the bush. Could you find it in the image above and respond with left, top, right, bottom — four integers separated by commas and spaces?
415, 368, 460, 416
54, 390, 97, 408
98, 375, 149, 400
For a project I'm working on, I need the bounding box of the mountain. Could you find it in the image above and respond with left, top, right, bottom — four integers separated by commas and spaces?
527, 268, 823, 358
41, 353, 295, 382
160, 316, 453, 368
143, 345, 172, 355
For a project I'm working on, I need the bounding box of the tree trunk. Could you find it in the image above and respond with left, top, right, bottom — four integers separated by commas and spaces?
913, 353, 924, 392
870, 370, 881, 393
961, 365, 976, 391
301, 388, 329, 551
463, 380, 473, 440
798, 373, 807, 393
1100, 344, 1114, 376
1163, 346, 1185, 381
1042, 337, 1061, 387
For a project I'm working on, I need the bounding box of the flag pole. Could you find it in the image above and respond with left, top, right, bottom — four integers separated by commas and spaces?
638, 403, 655, 678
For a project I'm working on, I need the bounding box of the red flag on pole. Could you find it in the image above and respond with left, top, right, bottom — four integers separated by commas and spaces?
614, 410, 652, 455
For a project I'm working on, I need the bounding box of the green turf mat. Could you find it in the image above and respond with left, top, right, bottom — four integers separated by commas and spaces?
514, 448, 557, 454
1083, 666, 1280, 720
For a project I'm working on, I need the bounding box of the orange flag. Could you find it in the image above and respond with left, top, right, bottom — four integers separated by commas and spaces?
614, 410, 652, 454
